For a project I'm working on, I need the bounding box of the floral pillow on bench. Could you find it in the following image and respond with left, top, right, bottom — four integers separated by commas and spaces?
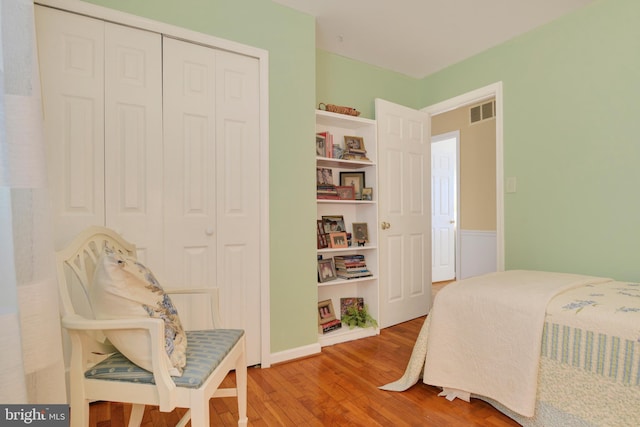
90, 247, 187, 376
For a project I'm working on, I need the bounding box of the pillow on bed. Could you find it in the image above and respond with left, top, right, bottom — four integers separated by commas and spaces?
90, 246, 187, 377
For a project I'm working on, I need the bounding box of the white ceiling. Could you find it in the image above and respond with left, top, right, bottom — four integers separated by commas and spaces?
272, 0, 596, 78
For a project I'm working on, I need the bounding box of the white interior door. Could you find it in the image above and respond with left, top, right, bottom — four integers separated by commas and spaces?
376, 98, 431, 328
431, 132, 457, 282
104, 22, 164, 272
36, 6, 105, 249
213, 49, 262, 366
163, 36, 218, 333
163, 37, 262, 365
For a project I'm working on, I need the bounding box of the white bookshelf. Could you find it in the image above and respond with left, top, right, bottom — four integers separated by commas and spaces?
315, 110, 380, 347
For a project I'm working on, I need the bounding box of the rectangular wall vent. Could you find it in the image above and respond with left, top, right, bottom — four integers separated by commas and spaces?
470, 100, 495, 124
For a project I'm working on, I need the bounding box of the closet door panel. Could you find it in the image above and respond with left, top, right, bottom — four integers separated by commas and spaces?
162, 37, 217, 330
215, 51, 261, 365
104, 23, 163, 272
35, 6, 105, 248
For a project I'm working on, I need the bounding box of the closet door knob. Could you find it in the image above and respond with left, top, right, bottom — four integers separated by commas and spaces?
205, 227, 214, 236
381, 221, 391, 230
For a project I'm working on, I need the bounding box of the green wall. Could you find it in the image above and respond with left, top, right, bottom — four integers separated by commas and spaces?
80, 0, 319, 354
420, 0, 640, 281
316, 50, 420, 119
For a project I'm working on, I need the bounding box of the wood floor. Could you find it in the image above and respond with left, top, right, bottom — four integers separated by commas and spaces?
89, 314, 520, 426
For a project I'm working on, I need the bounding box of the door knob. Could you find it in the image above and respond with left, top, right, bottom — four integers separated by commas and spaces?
449, 220, 455, 224
381, 221, 391, 230
205, 227, 214, 236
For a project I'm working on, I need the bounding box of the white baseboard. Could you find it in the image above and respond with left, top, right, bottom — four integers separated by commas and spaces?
268, 343, 321, 366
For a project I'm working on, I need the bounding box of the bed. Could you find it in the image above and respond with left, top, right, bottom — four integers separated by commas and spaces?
380, 270, 640, 427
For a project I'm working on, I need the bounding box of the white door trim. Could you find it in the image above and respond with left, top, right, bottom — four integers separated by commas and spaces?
431, 130, 460, 281
422, 82, 504, 273
36, 0, 272, 367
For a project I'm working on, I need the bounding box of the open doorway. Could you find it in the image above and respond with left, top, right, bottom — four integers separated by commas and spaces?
431, 131, 458, 283
425, 82, 504, 280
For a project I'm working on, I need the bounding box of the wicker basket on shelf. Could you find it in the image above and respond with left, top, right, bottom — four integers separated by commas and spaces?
318, 103, 361, 117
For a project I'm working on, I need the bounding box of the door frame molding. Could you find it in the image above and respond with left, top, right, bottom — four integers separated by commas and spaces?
422, 82, 504, 274
36, 0, 272, 367
431, 130, 461, 281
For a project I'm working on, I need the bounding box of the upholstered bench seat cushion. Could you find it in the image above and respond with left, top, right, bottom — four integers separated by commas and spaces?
85, 329, 244, 389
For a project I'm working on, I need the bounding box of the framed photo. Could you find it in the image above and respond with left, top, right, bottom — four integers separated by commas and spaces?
322, 215, 345, 233
344, 135, 365, 152
317, 259, 337, 283
316, 167, 333, 185
352, 222, 369, 243
361, 187, 373, 201
316, 134, 326, 157
317, 220, 328, 249
328, 231, 348, 249
340, 297, 364, 317
336, 186, 355, 200
340, 171, 365, 200
318, 299, 337, 324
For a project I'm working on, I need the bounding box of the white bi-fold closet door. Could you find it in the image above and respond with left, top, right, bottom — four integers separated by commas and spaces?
36, 6, 262, 366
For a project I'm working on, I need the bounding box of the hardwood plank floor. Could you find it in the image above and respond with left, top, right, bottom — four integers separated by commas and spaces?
89, 316, 520, 426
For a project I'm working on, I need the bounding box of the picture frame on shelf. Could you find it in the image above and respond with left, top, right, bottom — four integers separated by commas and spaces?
336, 186, 355, 200
317, 259, 337, 283
352, 222, 369, 243
318, 299, 337, 324
322, 215, 346, 233
340, 171, 365, 200
317, 220, 329, 249
344, 135, 365, 152
340, 297, 364, 317
316, 134, 326, 157
316, 167, 334, 185
328, 231, 349, 249
361, 187, 373, 201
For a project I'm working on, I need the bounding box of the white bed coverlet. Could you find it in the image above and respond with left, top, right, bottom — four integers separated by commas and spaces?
381, 270, 612, 417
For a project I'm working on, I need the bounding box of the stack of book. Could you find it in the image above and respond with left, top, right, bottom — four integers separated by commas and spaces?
333, 254, 373, 279
316, 184, 340, 199
319, 318, 342, 334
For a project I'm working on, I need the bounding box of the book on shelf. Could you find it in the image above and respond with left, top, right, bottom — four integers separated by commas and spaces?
317, 184, 340, 199
334, 254, 365, 261
319, 318, 342, 334
334, 259, 366, 265
336, 270, 373, 279
316, 131, 334, 158
333, 254, 372, 279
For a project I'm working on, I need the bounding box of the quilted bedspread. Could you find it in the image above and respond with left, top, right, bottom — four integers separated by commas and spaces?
507, 279, 640, 426
381, 272, 640, 426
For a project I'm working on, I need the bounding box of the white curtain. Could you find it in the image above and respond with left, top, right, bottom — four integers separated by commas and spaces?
0, 0, 66, 403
